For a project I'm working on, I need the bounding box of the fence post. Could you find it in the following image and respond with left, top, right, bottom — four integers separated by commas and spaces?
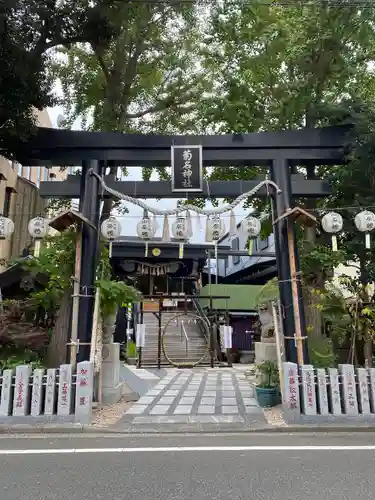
300, 365, 316, 415
75, 361, 94, 423
31, 368, 45, 417
357, 367, 370, 415
316, 368, 329, 415
12, 365, 32, 416
44, 368, 57, 416
328, 368, 342, 415
58, 364, 73, 416
339, 364, 358, 415
0, 369, 14, 416
282, 362, 300, 413
369, 368, 375, 413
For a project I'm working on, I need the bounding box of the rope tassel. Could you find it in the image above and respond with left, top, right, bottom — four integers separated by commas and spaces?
205, 216, 211, 242
162, 215, 170, 242
196, 213, 202, 232
152, 214, 159, 233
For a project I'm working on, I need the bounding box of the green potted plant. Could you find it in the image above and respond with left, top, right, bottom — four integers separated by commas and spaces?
126, 340, 137, 365
254, 360, 280, 407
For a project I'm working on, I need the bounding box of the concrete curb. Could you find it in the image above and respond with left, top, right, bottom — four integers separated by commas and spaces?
1, 423, 375, 435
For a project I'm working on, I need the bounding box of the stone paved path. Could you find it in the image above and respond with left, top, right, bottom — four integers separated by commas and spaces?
113, 367, 268, 432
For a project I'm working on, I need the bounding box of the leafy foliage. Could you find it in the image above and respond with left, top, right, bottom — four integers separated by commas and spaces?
254, 360, 279, 389
0, 0, 115, 157
98, 278, 140, 318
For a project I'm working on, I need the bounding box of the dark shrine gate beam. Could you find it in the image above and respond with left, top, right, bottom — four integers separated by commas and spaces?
39, 175, 330, 199
12, 124, 349, 167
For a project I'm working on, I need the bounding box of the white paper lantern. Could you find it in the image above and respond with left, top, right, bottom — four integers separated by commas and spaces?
101, 216, 122, 240
354, 210, 375, 249
321, 212, 343, 233
206, 215, 226, 243
28, 216, 49, 257
101, 216, 122, 258
321, 212, 343, 252
28, 217, 49, 239
136, 214, 157, 257
171, 216, 190, 259
171, 217, 189, 240
0, 216, 14, 240
240, 216, 261, 240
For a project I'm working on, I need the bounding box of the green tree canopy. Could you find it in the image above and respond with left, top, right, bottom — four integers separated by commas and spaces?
0, 0, 115, 157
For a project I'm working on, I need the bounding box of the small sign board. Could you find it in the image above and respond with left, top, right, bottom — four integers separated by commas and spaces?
171, 145, 203, 192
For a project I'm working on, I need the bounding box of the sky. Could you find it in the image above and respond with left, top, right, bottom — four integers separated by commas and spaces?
46, 106, 252, 244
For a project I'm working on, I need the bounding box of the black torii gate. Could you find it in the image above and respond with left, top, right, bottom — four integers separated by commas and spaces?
13, 124, 350, 363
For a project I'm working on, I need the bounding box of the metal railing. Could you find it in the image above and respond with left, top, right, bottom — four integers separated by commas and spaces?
180, 320, 189, 356
192, 296, 210, 342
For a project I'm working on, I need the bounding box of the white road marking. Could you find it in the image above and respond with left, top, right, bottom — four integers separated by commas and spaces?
1, 445, 375, 455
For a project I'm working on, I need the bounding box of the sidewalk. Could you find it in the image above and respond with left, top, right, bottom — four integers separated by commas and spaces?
1, 366, 375, 434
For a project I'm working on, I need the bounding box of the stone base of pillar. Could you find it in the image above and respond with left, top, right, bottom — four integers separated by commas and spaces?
100, 342, 136, 406
254, 341, 277, 364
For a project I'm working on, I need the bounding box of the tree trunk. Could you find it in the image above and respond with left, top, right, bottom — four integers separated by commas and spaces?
46, 288, 72, 368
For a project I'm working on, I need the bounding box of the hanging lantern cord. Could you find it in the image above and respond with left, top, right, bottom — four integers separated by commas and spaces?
90, 170, 282, 216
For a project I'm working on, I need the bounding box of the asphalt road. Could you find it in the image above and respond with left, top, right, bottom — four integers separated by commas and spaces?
1, 432, 375, 500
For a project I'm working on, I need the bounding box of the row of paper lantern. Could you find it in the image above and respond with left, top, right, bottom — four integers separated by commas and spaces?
2, 210, 373, 252
322, 210, 375, 250
129, 213, 262, 243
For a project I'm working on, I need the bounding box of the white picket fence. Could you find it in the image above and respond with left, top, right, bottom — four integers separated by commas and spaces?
283, 362, 375, 417
0, 361, 94, 422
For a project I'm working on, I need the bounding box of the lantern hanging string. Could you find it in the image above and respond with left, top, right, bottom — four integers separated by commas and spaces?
90, 170, 281, 216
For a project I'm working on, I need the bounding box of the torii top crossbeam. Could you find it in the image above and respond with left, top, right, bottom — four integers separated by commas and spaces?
13, 124, 350, 167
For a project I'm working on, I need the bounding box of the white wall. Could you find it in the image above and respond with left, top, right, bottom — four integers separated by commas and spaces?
216, 225, 276, 278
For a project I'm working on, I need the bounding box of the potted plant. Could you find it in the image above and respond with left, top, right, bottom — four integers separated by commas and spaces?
254, 360, 280, 407
126, 340, 137, 365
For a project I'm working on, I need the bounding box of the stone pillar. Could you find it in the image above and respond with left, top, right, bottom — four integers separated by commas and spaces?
101, 342, 122, 405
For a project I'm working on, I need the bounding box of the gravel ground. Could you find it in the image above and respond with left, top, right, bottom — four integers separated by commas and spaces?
263, 405, 287, 427
91, 398, 132, 428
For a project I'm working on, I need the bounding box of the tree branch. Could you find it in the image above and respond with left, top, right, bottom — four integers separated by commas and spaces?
91, 43, 110, 83
125, 101, 196, 119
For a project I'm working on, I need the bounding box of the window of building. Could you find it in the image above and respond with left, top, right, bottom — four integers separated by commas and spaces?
3, 187, 13, 217
258, 235, 269, 250
23, 166, 31, 180
17, 163, 22, 177
231, 237, 240, 265
44, 168, 49, 181
36, 167, 41, 187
